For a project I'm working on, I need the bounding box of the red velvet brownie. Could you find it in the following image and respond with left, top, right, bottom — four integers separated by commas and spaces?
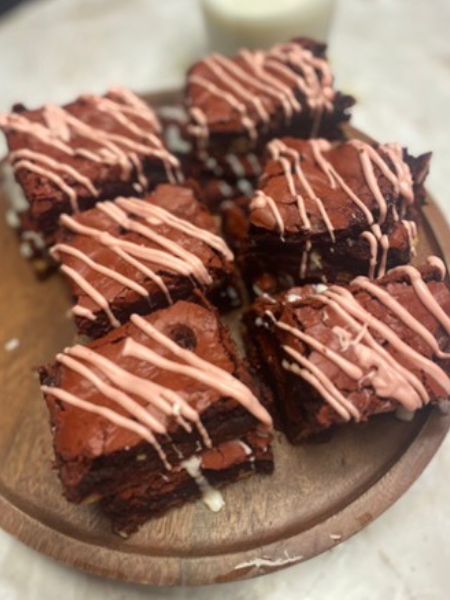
184, 38, 354, 161
40, 301, 273, 505
52, 184, 240, 338
244, 258, 450, 442
223, 137, 431, 295
101, 431, 273, 535
0, 87, 183, 263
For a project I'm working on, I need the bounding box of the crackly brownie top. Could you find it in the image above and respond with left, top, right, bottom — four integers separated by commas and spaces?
248, 137, 430, 276
0, 87, 182, 216
41, 301, 272, 462
185, 38, 351, 141
249, 258, 450, 423
52, 184, 234, 326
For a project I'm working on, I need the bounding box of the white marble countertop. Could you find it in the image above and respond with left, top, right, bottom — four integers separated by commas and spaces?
0, 0, 449, 598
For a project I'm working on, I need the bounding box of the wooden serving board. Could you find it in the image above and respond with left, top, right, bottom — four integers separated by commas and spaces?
0, 90, 449, 586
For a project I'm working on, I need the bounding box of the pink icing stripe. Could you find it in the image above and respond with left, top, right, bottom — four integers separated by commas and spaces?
188, 106, 209, 146
66, 344, 210, 444
352, 276, 450, 359
206, 55, 270, 123
350, 141, 389, 223
0, 112, 75, 155
268, 140, 310, 230
240, 49, 301, 118
10, 149, 98, 197
40, 385, 168, 460
401, 220, 418, 256
53, 243, 150, 297
378, 143, 414, 205
57, 352, 167, 434
60, 264, 120, 328
128, 314, 273, 429
108, 86, 161, 132
309, 139, 335, 188
271, 314, 363, 381
13, 159, 80, 212
97, 202, 212, 285
317, 293, 429, 405
378, 225, 389, 277
113, 197, 234, 261
333, 325, 424, 410
360, 230, 378, 279
388, 263, 450, 335
251, 190, 285, 238
88, 96, 162, 148
268, 44, 334, 112
221, 51, 295, 119
72, 305, 96, 321
268, 139, 335, 241
59, 213, 202, 278
326, 285, 450, 395
282, 346, 355, 421
108, 244, 171, 303
189, 75, 257, 140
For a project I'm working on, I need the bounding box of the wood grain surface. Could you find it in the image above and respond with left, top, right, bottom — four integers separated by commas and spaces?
0, 91, 449, 586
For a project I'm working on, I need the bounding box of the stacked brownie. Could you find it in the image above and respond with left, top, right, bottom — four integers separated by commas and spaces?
2, 37, 448, 537
40, 302, 273, 534
0, 87, 182, 273
182, 37, 354, 210
223, 137, 431, 295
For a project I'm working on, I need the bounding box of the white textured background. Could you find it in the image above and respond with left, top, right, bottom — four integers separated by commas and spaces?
0, 0, 449, 598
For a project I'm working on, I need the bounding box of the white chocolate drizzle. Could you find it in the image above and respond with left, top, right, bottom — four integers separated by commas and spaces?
181, 455, 225, 512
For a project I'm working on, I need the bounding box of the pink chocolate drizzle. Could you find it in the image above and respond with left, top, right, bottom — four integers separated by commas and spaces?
0, 89, 182, 212
53, 196, 233, 327
272, 258, 450, 419
250, 137, 415, 280
188, 42, 335, 149
42, 312, 273, 469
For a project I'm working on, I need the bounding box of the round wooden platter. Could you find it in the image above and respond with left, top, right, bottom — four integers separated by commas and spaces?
0, 90, 450, 587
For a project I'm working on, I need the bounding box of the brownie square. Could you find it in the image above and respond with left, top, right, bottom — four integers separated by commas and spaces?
0, 87, 183, 257
184, 38, 354, 160
40, 300, 273, 502
52, 184, 240, 338
100, 431, 273, 535
223, 137, 431, 294
244, 258, 450, 442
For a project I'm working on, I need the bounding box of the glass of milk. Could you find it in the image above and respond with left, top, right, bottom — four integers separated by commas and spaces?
200, 0, 337, 54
